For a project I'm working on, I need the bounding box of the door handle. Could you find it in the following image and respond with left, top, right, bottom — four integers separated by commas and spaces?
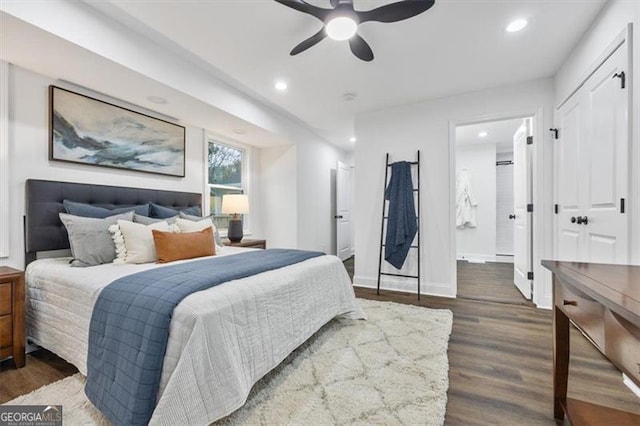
571, 217, 577, 223
576, 216, 589, 225
509, 214, 516, 219
334, 215, 343, 219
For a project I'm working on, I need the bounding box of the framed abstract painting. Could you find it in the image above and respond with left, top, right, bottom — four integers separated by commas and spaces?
49, 86, 185, 177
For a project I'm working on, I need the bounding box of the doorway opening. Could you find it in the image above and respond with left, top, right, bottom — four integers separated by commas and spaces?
454, 117, 534, 306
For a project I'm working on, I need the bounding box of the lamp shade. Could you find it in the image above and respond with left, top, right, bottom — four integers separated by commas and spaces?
221, 194, 249, 214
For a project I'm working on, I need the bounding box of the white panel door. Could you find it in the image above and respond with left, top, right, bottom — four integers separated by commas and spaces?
553, 43, 629, 264
336, 161, 352, 261
513, 120, 532, 299
582, 44, 629, 264
496, 161, 514, 256
554, 94, 583, 261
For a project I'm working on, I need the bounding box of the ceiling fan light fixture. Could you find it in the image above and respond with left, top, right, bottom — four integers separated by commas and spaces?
325, 16, 358, 41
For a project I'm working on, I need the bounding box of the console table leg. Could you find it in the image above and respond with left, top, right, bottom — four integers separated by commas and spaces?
553, 305, 570, 420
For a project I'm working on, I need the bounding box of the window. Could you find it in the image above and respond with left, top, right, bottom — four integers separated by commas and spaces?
208, 141, 246, 231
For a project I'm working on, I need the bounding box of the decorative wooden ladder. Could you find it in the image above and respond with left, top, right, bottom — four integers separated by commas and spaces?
376, 151, 421, 300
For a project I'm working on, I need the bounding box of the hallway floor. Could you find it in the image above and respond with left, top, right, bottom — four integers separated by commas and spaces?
456, 260, 533, 306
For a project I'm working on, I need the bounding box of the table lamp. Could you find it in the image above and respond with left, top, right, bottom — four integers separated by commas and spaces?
222, 194, 249, 242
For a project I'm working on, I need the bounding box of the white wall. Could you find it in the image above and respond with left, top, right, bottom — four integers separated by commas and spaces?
260, 144, 298, 249
1, 65, 205, 268
456, 143, 496, 261
354, 78, 555, 304
554, 0, 640, 263
0, 64, 352, 270
296, 138, 350, 255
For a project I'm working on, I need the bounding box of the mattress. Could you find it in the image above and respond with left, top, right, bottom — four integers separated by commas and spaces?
26, 247, 365, 424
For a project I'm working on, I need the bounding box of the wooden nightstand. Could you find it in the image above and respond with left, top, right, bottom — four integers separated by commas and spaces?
0, 266, 25, 368
223, 239, 266, 249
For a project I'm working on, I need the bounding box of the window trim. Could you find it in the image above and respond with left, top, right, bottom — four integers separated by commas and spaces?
205, 135, 251, 236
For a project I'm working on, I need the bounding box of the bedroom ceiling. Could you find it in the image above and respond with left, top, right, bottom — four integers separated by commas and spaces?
88, 0, 605, 149
71, 1, 610, 148
456, 118, 524, 154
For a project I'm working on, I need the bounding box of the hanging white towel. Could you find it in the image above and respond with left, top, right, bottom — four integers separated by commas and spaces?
456, 169, 478, 228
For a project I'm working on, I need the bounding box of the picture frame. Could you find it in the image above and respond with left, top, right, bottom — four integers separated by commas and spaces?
49, 85, 186, 177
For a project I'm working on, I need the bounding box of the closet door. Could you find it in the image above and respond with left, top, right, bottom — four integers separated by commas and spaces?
555, 93, 583, 261
581, 44, 629, 263
554, 42, 629, 263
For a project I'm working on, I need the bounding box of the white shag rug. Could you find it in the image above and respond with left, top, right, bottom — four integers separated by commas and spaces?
6, 299, 453, 425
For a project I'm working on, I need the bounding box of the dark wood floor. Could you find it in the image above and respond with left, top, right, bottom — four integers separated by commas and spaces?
0, 347, 77, 403
2, 259, 638, 425
457, 260, 533, 306
357, 288, 640, 425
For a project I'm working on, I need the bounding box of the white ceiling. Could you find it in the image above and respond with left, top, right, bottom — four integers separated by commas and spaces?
0, 12, 289, 148
456, 118, 524, 154
89, 0, 606, 149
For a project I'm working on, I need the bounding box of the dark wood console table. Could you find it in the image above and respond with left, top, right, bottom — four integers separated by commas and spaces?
542, 261, 640, 425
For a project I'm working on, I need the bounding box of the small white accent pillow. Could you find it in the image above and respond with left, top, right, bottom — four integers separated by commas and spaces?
110, 220, 170, 264
175, 218, 223, 250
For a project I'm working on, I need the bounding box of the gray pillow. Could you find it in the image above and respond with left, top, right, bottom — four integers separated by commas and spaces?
149, 203, 201, 219
63, 199, 149, 218
133, 214, 178, 225
60, 211, 134, 267
179, 212, 224, 246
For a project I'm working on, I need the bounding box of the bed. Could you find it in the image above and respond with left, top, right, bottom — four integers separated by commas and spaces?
24, 179, 364, 425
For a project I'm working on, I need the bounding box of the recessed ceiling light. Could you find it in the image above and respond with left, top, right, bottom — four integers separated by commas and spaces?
350, 137, 357, 143
479, 131, 488, 138
325, 16, 358, 41
275, 80, 288, 91
506, 18, 528, 33
233, 129, 247, 135
147, 96, 167, 104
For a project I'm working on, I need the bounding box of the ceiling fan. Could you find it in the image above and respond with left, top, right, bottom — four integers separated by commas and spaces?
274, 0, 435, 62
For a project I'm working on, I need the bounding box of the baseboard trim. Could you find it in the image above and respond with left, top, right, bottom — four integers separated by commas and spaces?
354, 275, 455, 298
457, 253, 514, 263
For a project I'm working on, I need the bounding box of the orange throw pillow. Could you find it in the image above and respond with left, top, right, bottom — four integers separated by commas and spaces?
152, 227, 216, 263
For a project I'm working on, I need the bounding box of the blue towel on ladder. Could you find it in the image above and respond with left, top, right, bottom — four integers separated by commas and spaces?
384, 161, 418, 269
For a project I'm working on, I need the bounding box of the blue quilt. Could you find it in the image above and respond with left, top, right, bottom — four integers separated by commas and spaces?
85, 248, 323, 425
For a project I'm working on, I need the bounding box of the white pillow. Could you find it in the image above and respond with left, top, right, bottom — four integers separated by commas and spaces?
175, 218, 222, 250
110, 220, 170, 264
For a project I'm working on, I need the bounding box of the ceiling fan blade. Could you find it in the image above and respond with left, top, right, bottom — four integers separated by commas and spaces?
349, 34, 374, 62
273, 0, 331, 21
290, 28, 327, 55
357, 0, 435, 23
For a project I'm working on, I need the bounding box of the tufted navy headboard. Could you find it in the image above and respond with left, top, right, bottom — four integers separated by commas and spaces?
25, 179, 201, 265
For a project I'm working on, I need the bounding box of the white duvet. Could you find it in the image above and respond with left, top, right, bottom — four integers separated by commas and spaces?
26, 247, 365, 425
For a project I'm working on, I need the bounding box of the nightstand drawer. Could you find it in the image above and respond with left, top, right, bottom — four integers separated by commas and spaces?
0, 315, 12, 348
0, 283, 11, 315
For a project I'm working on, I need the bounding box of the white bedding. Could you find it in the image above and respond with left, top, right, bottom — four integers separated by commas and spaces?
26, 247, 365, 425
